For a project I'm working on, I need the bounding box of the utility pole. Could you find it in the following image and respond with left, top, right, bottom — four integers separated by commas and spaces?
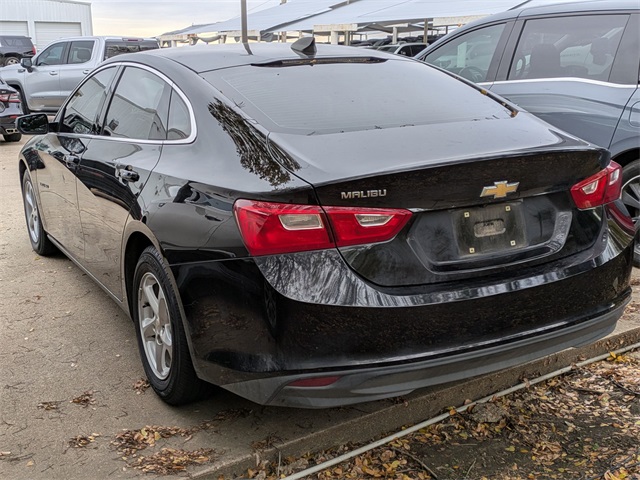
241, 0, 248, 43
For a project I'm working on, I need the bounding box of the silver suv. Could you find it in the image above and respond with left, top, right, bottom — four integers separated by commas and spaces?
1, 36, 158, 113
416, 0, 639, 265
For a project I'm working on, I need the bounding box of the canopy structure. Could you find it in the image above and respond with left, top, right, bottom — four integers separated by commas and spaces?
158, 0, 571, 46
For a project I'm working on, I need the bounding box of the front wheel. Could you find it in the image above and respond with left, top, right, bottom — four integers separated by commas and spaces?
133, 246, 209, 405
21, 171, 56, 256
621, 159, 639, 267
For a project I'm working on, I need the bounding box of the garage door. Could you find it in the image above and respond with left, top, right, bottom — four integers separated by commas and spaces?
34, 22, 82, 50
0, 21, 29, 36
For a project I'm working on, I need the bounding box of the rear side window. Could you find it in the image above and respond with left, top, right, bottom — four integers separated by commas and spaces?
167, 91, 191, 140
103, 66, 170, 140
60, 67, 118, 135
422, 24, 506, 82
508, 14, 629, 82
68, 40, 94, 65
104, 40, 159, 60
0, 37, 32, 48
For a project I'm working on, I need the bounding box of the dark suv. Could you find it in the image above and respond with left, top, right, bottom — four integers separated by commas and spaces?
0, 36, 36, 67
416, 0, 639, 265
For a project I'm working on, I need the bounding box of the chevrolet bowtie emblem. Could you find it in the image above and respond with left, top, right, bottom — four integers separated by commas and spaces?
480, 181, 520, 199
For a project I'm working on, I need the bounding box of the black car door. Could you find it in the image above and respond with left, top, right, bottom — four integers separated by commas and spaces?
75, 65, 170, 300
34, 65, 120, 260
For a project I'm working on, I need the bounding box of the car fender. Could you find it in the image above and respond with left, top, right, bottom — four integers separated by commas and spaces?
119, 217, 201, 371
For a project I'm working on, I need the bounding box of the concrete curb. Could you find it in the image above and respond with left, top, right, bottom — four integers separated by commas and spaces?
194, 317, 640, 479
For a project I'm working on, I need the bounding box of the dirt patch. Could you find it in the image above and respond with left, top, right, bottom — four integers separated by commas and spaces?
239, 350, 640, 479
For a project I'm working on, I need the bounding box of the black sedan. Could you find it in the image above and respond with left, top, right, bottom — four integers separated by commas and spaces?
17, 39, 635, 408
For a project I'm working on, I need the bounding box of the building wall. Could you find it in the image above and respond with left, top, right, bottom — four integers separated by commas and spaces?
0, 0, 93, 50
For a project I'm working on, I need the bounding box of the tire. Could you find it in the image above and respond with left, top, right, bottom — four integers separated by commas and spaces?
3, 56, 20, 67
21, 171, 57, 256
3, 132, 22, 142
133, 246, 209, 405
620, 159, 639, 267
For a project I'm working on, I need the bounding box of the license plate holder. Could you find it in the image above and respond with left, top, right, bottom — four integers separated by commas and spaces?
453, 202, 526, 256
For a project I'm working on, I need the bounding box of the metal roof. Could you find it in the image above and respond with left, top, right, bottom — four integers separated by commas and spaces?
278, 0, 525, 32
160, 0, 604, 39
209, 0, 352, 35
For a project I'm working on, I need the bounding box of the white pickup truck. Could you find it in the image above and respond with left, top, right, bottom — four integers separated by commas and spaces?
0, 36, 158, 113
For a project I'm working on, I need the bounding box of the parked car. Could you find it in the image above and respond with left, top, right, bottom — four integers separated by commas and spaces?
415, 0, 640, 265
0, 77, 22, 142
375, 43, 428, 57
1, 36, 159, 114
0, 35, 36, 67
16, 40, 635, 408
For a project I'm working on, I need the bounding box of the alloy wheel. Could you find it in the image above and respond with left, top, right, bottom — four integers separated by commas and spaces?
138, 272, 173, 380
24, 180, 40, 243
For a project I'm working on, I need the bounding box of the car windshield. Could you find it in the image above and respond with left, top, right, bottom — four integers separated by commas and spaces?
203, 59, 513, 135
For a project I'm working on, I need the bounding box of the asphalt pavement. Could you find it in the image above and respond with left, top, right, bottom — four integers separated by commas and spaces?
1, 136, 639, 480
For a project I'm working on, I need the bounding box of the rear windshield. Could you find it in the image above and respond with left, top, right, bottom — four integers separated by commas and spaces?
202, 59, 513, 135
0, 37, 33, 47
104, 40, 158, 59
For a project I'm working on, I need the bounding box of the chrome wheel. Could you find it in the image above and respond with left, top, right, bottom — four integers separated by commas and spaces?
138, 272, 173, 380
24, 180, 40, 243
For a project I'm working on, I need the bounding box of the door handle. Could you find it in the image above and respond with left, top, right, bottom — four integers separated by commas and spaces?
49, 71, 58, 76
63, 154, 80, 168
117, 167, 140, 183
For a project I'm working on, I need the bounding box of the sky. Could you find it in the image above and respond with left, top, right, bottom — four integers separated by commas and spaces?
88, 0, 283, 37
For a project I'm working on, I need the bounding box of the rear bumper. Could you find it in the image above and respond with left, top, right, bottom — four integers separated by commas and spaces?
223, 297, 627, 408
173, 207, 635, 408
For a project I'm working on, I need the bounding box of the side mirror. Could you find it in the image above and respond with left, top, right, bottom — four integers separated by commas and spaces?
17, 114, 49, 135
20, 57, 33, 70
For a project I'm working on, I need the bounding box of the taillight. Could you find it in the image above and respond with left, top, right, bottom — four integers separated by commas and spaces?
570, 162, 622, 210
233, 199, 412, 256
324, 206, 413, 247
0, 93, 20, 103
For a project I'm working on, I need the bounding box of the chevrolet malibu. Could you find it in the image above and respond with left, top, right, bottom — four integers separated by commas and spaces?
16, 40, 635, 408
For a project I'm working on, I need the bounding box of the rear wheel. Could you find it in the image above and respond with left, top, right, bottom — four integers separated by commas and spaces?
21, 171, 56, 256
133, 246, 208, 405
3, 56, 19, 66
3, 133, 22, 142
621, 159, 639, 267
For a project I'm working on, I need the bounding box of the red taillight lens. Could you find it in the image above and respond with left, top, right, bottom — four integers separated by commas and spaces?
288, 376, 341, 387
233, 200, 333, 256
0, 93, 20, 103
570, 162, 622, 210
233, 200, 412, 256
324, 206, 413, 247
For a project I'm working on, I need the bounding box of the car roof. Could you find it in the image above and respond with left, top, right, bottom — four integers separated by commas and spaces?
513, 0, 638, 17
128, 42, 408, 74
42, 36, 157, 43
